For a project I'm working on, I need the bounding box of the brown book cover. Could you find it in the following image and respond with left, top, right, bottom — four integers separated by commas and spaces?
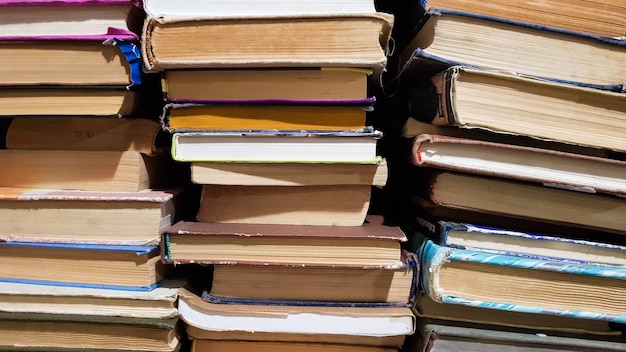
161, 215, 407, 266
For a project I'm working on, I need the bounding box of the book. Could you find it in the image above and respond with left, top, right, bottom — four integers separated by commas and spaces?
178, 287, 415, 347
417, 0, 626, 39
141, 13, 394, 78
414, 294, 625, 337
205, 250, 417, 306
404, 318, 626, 352
0, 187, 197, 245
161, 216, 406, 266
0, 36, 143, 87
0, 312, 180, 351
5, 116, 164, 154
0, 86, 160, 117
0, 0, 144, 38
162, 68, 371, 103
419, 239, 626, 324
196, 184, 371, 226
409, 215, 626, 266
190, 159, 388, 186
192, 339, 398, 352
0, 150, 184, 192
143, 0, 378, 19
396, 9, 626, 90
407, 132, 626, 196
409, 170, 626, 236
0, 242, 167, 291
0, 278, 184, 318
171, 130, 382, 163
398, 65, 626, 152
161, 103, 370, 132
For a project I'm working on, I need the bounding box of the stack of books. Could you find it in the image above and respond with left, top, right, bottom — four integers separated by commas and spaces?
139, 0, 418, 350
0, 1, 194, 351
374, 0, 626, 351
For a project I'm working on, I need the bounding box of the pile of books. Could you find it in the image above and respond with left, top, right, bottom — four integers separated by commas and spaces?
139, 0, 420, 350
376, 0, 626, 351
0, 1, 193, 351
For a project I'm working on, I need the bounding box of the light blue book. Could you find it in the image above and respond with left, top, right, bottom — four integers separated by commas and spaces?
419, 239, 626, 324
0, 242, 166, 291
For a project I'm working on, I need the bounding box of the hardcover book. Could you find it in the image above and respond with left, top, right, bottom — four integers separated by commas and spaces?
396, 9, 626, 90
162, 68, 371, 103
0, 187, 198, 245
141, 13, 394, 79
161, 216, 406, 266
396, 65, 626, 152
419, 239, 626, 325
196, 184, 371, 226
0, 242, 167, 291
179, 287, 415, 347
0, 0, 144, 38
170, 129, 382, 163
192, 339, 397, 352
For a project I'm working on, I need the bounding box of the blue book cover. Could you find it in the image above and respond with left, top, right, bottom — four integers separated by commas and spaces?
419, 239, 626, 324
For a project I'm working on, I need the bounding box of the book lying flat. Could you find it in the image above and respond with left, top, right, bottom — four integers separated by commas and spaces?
0, 242, 167, 291
0, 36, 144, 87
409, 132, 626, 196
398, 65, 626, 152
0, 278, 185, 318
142, 13, 394, 79
190, 159, 388, 187
0, 187, 197, 245
192, 339, 397, 352
419, 239, 626, 324
407, 318, 626, 352
161, 103, 370, 132
161, 216, 406, 266
171, 129, 382, 163
205, 250, 417, 306
397, 9, 626, 90
196, 184, 371, 226
179, 287, 415, 347
0, 312, 180, 351
162, 68, 371, 103
0, 0, 144, 38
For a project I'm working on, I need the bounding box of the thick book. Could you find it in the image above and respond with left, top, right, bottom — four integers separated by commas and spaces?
5, 116, 164, 154
0, 242, 167, 291
179, 287, 415, 347
0, 86, 161, 117
417, 0, 626, 39
397, 65, 626, 152
409, 214, 626, 266
162, 68, 372, 103
419, 239, 626, 325
404, 318, 626, 352
396, 9, 626, 90
0, 0, 144, 38
0, 36, 144, 87
190, 159, 388, 187
161, 103, 370, 132
205, 250, 418, 307
0, 150, 185, 192
408, 132, 626, 196
143, 0, 377, 19
0, 278, 185, 318
192, 339, 397, 352
141, 13, 394, 79
414, 294, 624, 336
0, 187, 197, 245
0, 312, 180, 351
171, 129, 382, 163
196, 184, 371, 226
409, 169, 626, 236
161, 216, 406, 266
